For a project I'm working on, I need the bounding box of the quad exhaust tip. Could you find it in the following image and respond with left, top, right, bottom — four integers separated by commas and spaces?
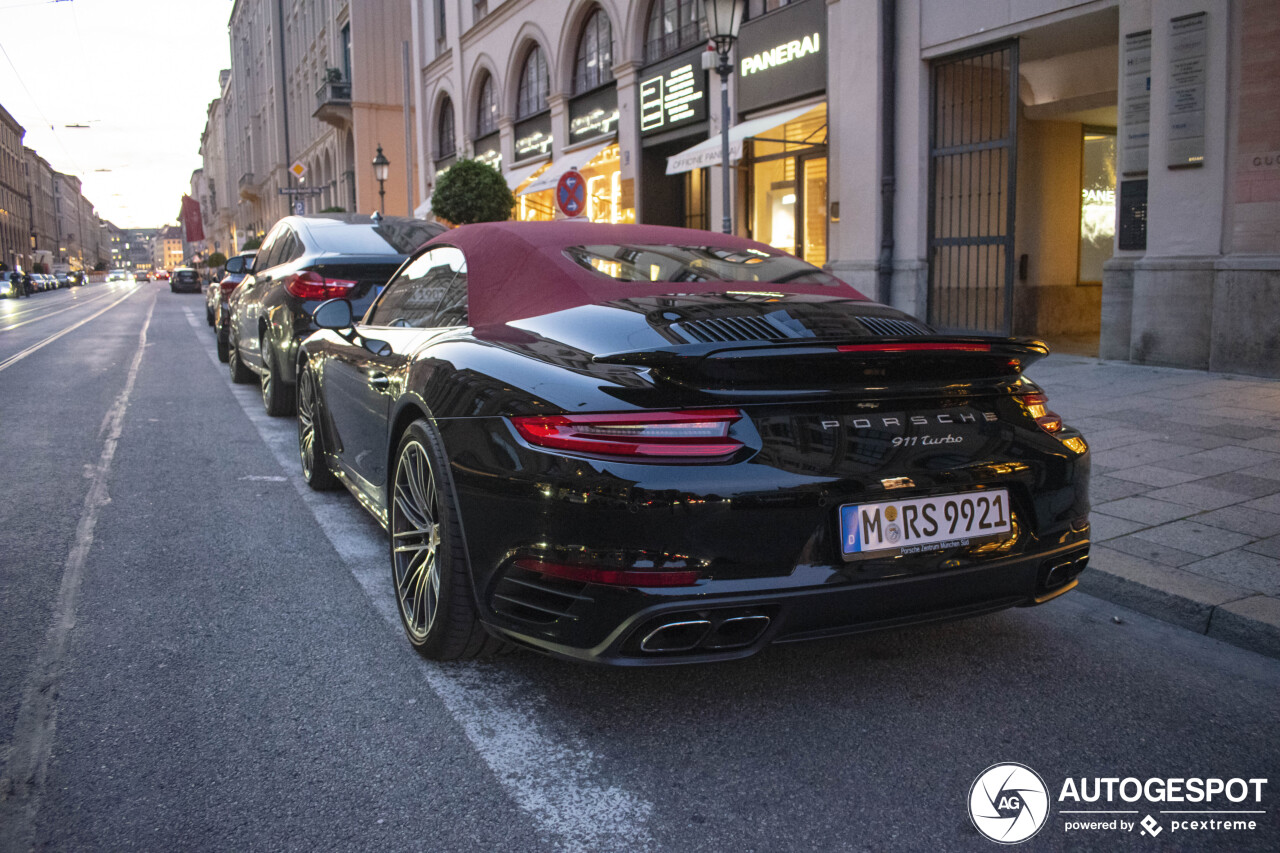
638, 612, 772, 654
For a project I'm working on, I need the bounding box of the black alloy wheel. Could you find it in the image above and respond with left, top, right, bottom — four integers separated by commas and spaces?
260, 334, 294, 416
297, 362, 339, 491
228, 335, 254, 384
390, 421, 502, 660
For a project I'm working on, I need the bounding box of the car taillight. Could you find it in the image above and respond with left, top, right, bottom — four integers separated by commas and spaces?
510, 409, 744, 459
1021, 393, 1063, 434
219, 278, 239, 294
513, 558, 700, 588
285, 270, 358, 300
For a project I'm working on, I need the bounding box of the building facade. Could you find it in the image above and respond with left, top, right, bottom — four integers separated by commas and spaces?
408, 0, 1278, 378
24, 148, 57, 271
210, 0, 418, 250
1, 104, 32, 273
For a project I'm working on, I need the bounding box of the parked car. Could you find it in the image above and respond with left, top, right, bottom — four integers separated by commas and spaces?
170, 268, 201, 293
227, 214, 444, 415
295, 221, 1092, 664
209, 251, 257, 362
36, 274, 56, 291
54, 273, 71, 288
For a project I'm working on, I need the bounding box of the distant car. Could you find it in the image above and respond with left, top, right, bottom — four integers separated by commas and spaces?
155, 270, 170, 280
170, 268, 201, 293
37, 274, 56, 291
227, 213, 444, 415
209, 251, 257, 362
54, 273, 71, 288
107, 269, 128, 283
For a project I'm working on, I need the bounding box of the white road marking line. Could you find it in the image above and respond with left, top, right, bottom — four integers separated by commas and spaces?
238, 474, 288, 482
0, 289, 121, 332
0, 286, 142, 373
0, 292, 156, 846
192, 311, 656, 851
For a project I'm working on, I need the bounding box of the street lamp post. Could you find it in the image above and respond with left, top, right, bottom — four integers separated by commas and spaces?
703, 0, 746, 234
372, 145, 390, 214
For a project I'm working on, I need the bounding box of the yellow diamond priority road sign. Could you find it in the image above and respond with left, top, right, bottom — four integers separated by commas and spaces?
290, 161, 307, 179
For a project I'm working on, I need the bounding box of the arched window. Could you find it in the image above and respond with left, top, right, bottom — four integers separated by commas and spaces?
644, 0, 704, 63
573, 8, 613, 94
516, 45, 549, 119
476, 73, 497, 136
437, 97, 456, 158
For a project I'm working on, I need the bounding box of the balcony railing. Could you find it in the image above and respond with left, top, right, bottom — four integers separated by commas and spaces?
315, 80, 353, 128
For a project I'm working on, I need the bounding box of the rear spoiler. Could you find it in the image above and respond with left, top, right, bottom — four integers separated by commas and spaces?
594, 336, 1049, 372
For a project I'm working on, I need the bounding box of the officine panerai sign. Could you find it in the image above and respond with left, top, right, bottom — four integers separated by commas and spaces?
736, 0, 828, 114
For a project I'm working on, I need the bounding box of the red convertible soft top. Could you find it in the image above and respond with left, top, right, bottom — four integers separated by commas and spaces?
420, 221, 867, 329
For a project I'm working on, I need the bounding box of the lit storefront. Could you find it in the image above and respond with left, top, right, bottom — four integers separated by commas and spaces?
515, 80, 633, 223
737, 0, 828, 264
638, 47, 712, 229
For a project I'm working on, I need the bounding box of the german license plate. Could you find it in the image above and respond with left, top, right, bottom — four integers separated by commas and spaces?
839, 489, 1012, 560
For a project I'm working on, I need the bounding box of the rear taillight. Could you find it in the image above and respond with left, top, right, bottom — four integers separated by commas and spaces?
513, 558, 700, 587
285, 270, 358, 300
1021, 393, 1063, 434
219, 278, 239, 295
510, 409, 744, 459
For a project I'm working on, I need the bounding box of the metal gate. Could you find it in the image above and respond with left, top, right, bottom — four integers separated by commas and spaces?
927, 41, 1019, 334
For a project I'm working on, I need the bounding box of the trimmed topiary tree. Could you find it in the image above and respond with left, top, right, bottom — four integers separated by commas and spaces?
242, 236, 262, 251
206, 252, 228, 269
430, 159, 514, 225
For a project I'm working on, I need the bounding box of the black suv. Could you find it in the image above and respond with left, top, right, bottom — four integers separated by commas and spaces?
227, 214, 444, 415
171, 268, 201, 293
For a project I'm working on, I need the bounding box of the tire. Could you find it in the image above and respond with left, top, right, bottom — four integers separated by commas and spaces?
206, 304, 214, 326
216, 329, 230, 363
260, 334, 295, 416
228, 336, 254, 384
297, 361, 339, 491
390, 420, 502, 660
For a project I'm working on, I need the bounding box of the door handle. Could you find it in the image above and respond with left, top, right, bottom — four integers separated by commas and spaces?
369, 372, 390, 390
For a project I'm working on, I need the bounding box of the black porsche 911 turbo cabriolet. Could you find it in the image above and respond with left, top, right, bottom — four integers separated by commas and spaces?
296, 221, 1090, 665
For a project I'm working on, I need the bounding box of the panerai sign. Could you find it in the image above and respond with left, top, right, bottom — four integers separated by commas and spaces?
736, 0, 827, 114
741, 33, 820, 77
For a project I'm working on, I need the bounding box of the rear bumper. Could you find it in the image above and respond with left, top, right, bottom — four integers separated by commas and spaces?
486, 541, 1089, 665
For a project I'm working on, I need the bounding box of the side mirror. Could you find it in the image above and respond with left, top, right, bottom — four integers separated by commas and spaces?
363, 338, 392, 357
224, 256, 245, 274
312, 298, 354, 329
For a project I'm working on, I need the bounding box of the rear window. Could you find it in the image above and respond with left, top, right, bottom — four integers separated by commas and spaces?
563, 244, 841, 286
311, 221, 442, 255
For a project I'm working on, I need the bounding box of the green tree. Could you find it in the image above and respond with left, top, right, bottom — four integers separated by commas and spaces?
242, 236, 262, 251
206, 252, 228, 269
94, 261, 108, 271
320, 206, 346, 213
430, 159, 514, 225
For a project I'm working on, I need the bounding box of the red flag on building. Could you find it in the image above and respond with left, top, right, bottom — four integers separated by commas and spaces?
181, 195, 206, 242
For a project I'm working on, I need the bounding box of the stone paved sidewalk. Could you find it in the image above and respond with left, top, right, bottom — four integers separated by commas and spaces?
1027, 354, 1280, 659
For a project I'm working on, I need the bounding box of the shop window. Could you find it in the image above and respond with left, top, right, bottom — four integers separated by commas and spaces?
476, 73, 497, 136
574, 8, 614, 95
517, 46, 549, 119
747, 104, 827, 263
1079, 129, 1116, 284
644, 0, 704, 63
684, 168, 709, 231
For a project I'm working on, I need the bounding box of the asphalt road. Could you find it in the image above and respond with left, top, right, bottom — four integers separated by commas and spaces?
0, 282, 1277, 852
